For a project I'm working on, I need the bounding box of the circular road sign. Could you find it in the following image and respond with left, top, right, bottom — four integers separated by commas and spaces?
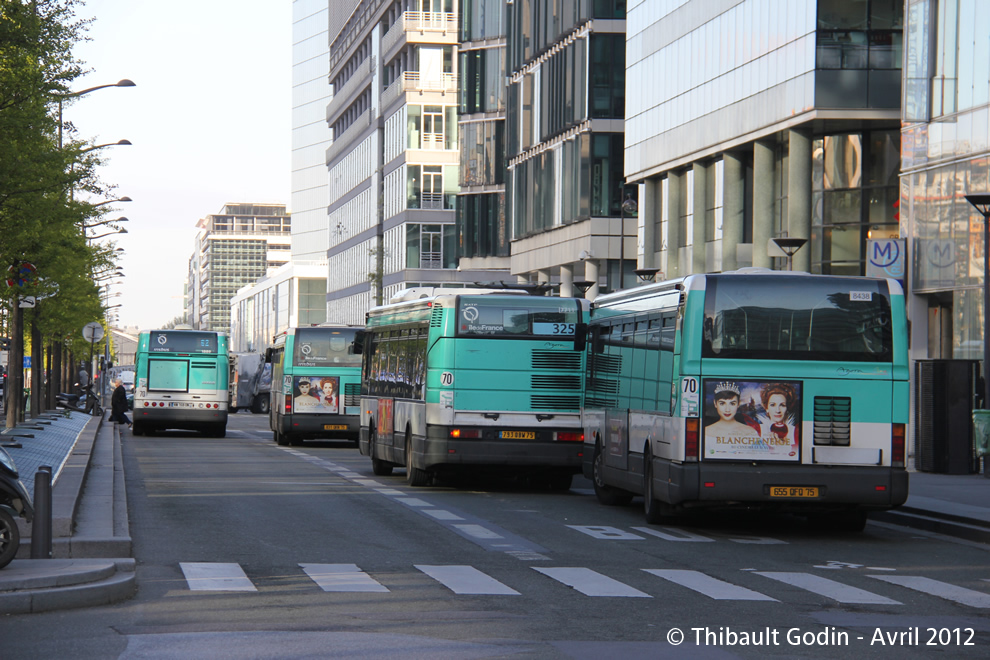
82, 322, 105, 343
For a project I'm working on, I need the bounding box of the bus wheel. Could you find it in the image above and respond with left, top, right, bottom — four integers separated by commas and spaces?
370, 429, 394, 476
214, 424, 226, 438
644, 447, 676, 524
593, 439, 633, 506
405, 432, 429, 487
548, 470, 573, 491
132, 423, 144, 437
276, 430, 289, 446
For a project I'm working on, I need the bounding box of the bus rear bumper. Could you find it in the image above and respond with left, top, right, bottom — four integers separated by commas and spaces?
660, 462, 909, 511
421, 429, 584, 471
277, 414, 360, 440
133, 409, 228, 429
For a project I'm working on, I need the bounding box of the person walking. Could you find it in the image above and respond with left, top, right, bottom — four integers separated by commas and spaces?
110, 377, 131, 428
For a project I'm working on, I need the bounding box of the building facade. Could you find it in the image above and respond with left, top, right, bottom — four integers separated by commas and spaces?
503, 0, 632, 298
901, 0, 988, 362
324, 0, 507, 326
291, 0, 335, 260
187, 204, 291, 333
625, 0, 902, 282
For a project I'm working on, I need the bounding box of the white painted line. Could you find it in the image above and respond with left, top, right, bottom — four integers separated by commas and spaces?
338, 472, 361, 478
374, 488, 405, 496
644, 569, 777, 601
632, 526, 714, 542
416, 565, 520, 595
533, 567, 651, 597
396, 498, 432, 506
454, 524, 504, 539
869, 575, 990, 608
180, 562, 257, 592
423, 509, 464, 521
728, 536, 787, 545
755, 572, 900, 605
300, 563, 389, 593
352, 479, 381, 486
567, 525, 644, 540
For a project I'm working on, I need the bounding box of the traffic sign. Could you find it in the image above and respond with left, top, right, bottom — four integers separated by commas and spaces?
82, 322, 105, 343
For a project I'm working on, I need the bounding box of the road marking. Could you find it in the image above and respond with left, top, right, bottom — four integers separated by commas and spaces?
396, 498, 431, 506
755, 572, 900, 604
423, 509, 464, 521
454, 524, 504, 539
374, 488, 405, 496
179, 562, 257, 591
632, 526, 714, 542
416, 565, 520, 595
533, 567, 651, 597
567, 526, 644, 540
729, 536, 787, 545
300, 563, 389, 592
644, 569, 777, 601
869, 575, 990, 608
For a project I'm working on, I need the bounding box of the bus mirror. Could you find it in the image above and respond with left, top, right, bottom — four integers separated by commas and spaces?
352, 331, 365, 355
574, 323, 587, 352
264, 348, 272, 363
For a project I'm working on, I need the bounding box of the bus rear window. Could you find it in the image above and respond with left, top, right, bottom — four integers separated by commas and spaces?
456, 297, 581, 337
292, 328, 361, 367
702, 275, 893, 362
149, 331, 218, 354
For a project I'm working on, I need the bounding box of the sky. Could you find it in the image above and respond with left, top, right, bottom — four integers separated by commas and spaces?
68, 0, 292, 331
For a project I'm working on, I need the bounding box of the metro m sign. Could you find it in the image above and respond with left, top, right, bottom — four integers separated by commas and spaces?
866, 239, 905, 283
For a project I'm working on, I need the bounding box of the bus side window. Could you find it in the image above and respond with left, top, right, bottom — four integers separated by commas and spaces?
657, 312, 677, 414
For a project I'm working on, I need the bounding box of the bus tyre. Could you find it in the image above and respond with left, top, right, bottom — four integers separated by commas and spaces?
643, 447, 676, 524
405, 433, 429, 487
214, 424, 226, 438
593, 440, 633, 506
548, 471, 573, 491
370, 429, 394, 476
132, 423, 144, 437
0, 508, 19, 569
276, 430, 289, 446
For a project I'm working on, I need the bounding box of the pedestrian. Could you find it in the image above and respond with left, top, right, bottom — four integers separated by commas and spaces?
78, 364, 90, 394
110, 377, 131, 428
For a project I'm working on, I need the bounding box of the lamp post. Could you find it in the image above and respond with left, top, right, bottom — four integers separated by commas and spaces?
83, 216, 129, 230
964, 194, 990, 412
770, 237, 808, 271
87, 227, 128, 241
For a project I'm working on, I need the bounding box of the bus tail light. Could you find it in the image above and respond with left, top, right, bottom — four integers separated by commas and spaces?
891, 423, 905, 467
685, 418, 700, 462
450, 428, 481, 439
284, 394, 292, 414
555, 432, 583, 442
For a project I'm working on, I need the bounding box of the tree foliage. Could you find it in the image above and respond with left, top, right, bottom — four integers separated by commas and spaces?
0, 0, 117, 353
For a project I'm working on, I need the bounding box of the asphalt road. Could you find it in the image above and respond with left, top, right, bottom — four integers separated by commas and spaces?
1, 412, 989, 659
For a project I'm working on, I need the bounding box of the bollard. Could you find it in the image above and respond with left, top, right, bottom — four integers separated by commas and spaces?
30, 465, 52, 559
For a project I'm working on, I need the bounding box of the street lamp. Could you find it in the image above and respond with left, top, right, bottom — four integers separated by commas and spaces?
83, 216, 128, 230
90, 196, 132, 208
770, 237, 808, 271
964, 194, 990, 413
634, 268, 661, 283
78, 139, 132, 155
58, 80, 136, 148
87, 227, 128, 240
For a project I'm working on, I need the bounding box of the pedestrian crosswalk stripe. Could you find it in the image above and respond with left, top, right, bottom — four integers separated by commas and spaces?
869, 575, 990, 608
300, 563, 390, 592
644, 569, 777, 601
180, 562, 257, 592
755, 572, 900, 605
416, 565, 520, 595
533, 567, 651, 598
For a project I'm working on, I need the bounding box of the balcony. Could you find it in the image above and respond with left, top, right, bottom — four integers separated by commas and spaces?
325, 108, 371, 165
326, 56, 375, 125
381, 71, 457, 110
382, 11, 458, 59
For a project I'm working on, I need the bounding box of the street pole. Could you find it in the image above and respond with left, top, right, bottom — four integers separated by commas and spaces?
964, 195, 990, 409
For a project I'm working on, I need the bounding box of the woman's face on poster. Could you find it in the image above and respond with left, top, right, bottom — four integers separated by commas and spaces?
715, 395, 739, 421
767, 393, 788, 422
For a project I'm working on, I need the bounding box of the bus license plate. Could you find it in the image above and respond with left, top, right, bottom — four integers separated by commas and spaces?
769, 486, 819, 498
323, 424, 347, 431
501, 431, 535, 440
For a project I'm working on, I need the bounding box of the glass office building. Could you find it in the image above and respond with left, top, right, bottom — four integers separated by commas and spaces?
901, 0, 989, 361
625, 0, 902, 279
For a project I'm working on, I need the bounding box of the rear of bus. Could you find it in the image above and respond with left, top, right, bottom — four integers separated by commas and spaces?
269, 326, 362, 446
674, 272, 908, 525
132, 330, 229, 437
423, 294, 589, 483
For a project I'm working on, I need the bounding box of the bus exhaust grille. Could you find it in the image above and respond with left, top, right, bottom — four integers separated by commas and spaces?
430, 304, 443, 327
531, 374, 582, 390
589, 354, 621, 374
530, 395, 581, 410
531, 350, 581, 370
344, 383, 361, 407
587, 377, 618, 394
813, 396, 851, 446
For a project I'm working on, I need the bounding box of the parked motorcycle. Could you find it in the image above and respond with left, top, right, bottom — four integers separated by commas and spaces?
56, 383, 103, 416
0, 446, 33, 569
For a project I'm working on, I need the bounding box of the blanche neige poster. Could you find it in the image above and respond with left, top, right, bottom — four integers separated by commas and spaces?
702, 379, 802, 462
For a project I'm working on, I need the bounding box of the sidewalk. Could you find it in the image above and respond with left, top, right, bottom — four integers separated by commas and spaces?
0, 411, 987, 615
0, 409, 135, 614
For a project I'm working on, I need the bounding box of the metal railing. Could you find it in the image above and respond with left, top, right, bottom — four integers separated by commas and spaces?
382, 11, 458, 55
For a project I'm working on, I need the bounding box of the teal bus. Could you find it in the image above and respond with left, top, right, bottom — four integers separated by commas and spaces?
266, 325, 363, 446
583, 269, 909, 531
359, 288, 589, 489
132, 328, 230, 437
